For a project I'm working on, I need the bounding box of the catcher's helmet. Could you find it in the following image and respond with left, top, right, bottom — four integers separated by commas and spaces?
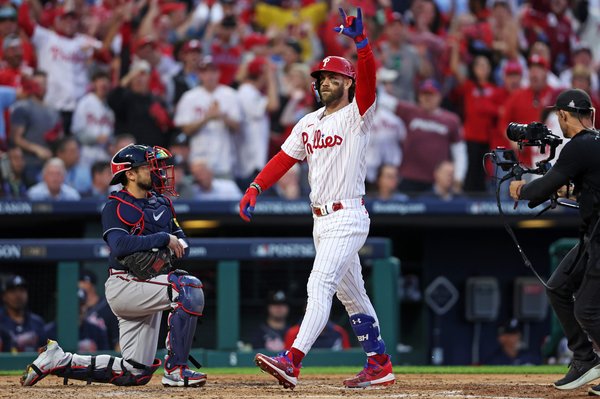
110, 144, 177, 196
311, 56, 356, 80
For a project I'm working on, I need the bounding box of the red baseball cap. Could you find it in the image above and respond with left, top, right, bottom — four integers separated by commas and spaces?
419, 79, 441, 94
181, 39, 202, 53
528, 54, 550, 70
160, 2, 186, 14
243, 33, 269, 51
135, 36, 156, 50
55, 6, 77, 19
503, 60, 523, 75
247, 57, 267, 78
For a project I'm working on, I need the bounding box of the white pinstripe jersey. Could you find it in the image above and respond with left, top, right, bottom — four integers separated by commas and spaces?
281, 99, 376, 205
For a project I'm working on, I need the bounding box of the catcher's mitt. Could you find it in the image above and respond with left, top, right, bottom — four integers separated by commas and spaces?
118, 248, 173, 280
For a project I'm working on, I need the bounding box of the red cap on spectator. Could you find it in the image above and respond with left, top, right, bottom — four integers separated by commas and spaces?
136, 36, 156, 50
247, 57, 267, 78
528, 54, 550, 70
419, 79, 441, 93
55, 6, 77, 19
503, 60, 523, 75
182, 39, 202, 53
160, 2, 186, 14
385, 9, 404, 24
243, 33, 269, 51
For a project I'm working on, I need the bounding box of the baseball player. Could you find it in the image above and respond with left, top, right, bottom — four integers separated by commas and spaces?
21, 144, 206, 388
239, 8, 395, 389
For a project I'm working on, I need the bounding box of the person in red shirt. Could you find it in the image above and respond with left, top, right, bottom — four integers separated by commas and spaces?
521, 0, 574, 74
450, 37, 499, 193
396, 79, 466, 194
491, 60, 523, 151
208, 15, 242, 86
500, 54, 557, 166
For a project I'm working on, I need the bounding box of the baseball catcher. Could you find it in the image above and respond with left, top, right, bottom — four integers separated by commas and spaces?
21, 144, 206, 388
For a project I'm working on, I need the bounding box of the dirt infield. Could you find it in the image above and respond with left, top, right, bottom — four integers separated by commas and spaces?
0, 373, 596, 399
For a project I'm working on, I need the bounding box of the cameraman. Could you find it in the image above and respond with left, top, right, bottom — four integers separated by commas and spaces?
510, 89, 600, 393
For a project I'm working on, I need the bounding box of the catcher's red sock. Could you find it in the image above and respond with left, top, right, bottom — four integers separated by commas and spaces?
370, 354, 388, 366
290, 348, 304, 367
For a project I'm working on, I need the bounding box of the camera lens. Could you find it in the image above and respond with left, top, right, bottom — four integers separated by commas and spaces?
506, 122, 528, 142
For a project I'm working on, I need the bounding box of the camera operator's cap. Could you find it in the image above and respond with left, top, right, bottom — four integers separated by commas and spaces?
549, 88, 593, 113
528, 54, 550, 70
3, 275, 26, 291
267, 290, 287, 305
419, 79, 441, 94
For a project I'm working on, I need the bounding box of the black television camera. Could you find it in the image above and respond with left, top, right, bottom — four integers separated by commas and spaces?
491, 122, 563, 180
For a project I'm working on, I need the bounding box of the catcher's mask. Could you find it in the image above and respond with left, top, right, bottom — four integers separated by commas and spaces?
110, 144, 178, 196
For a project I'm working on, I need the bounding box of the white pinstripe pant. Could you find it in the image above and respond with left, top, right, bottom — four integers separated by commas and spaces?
292, 205, 380, 354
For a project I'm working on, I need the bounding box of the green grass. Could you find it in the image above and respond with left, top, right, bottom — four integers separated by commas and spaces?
0, 365, 569, 377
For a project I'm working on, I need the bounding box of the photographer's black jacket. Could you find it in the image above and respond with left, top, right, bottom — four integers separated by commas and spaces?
520, 129, 600, 230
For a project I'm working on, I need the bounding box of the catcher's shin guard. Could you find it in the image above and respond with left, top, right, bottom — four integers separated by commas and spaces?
166, 273, 204, 370
53, 355, 161, 386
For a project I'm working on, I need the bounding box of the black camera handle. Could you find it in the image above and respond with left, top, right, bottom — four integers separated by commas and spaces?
496, 167, 600, 291
495, 168, 553, 289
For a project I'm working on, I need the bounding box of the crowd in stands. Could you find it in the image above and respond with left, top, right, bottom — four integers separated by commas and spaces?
0, 0, 598, 201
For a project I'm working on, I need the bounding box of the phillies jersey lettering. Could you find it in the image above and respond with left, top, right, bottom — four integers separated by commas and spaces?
301, 129, 343, 154
282, 100, 375, 205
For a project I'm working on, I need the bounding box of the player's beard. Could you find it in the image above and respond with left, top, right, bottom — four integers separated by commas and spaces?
320, 84, 345, 106
137, 179, 153, 192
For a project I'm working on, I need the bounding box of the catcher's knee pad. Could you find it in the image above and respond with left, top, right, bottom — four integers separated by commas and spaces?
53, 356, 160, 386
349, 314, 386, 355
168, 273, 204, 315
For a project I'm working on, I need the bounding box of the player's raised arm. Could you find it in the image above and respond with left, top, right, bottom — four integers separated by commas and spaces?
334, 8, 376, 116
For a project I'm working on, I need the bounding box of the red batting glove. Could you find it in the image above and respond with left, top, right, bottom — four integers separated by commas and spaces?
239, 186, 258, 222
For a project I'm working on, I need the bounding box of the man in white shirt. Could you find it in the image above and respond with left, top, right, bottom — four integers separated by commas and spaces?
27, 157, 80, 200
189, 157, 241, 200
174, 55, 240, 178
20, 4, 107, 133
72, 71, 115, 169
235, 57, 279, 186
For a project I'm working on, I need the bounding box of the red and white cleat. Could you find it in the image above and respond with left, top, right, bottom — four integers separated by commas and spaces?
343, 355, 396, 388
255, 351, 300, 390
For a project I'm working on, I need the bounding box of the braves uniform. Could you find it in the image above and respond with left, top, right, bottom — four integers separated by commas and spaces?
241, 8, 395, 390
21, 145, 206, 388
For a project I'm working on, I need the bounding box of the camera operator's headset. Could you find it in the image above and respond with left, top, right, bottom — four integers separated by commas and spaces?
496, 103, 600, 291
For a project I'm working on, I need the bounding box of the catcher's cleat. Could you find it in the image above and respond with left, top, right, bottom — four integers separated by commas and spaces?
554, 356, 600, 390
162, 365, 207, 387
20, 340, 66, 387
343, 355, 395, 388
255, 351, 300, 390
